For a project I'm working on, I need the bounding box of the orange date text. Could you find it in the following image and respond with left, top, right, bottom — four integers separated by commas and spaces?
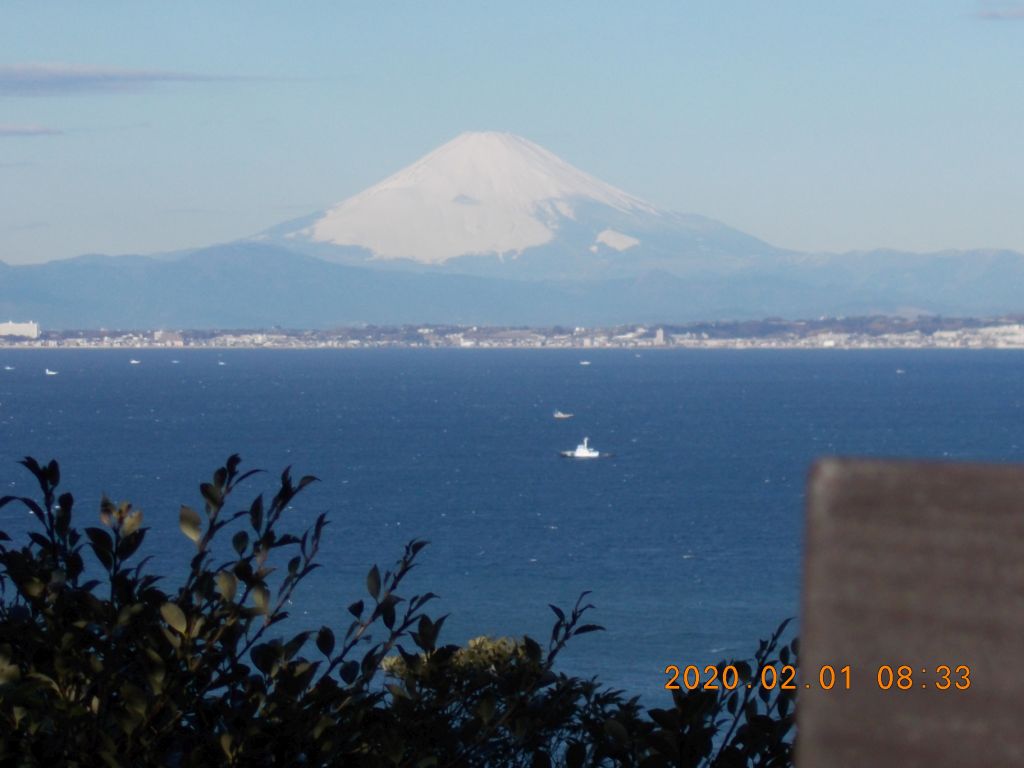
663, 664, 971, 691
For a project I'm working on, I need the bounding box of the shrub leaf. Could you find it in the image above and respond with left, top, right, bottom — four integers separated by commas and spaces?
160, 603, 188, 634
179, 505, 202, 544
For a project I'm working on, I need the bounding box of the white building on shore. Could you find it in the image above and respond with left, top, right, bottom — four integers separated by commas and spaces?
0, 320, 40, 339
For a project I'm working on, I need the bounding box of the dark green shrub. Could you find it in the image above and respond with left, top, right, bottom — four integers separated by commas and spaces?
0, 456, 794, 766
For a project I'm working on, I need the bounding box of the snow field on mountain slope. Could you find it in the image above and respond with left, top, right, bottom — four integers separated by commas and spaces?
298, 132, 656, 263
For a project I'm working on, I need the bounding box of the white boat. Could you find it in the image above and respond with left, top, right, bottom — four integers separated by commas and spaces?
130, 359, 141, 365
217, 361, 226, 366
561, 437, 600, 459
579, 360, 591, 366
45, 369, 58, 376
3, 366, 13, 371
553, 410, 574, 420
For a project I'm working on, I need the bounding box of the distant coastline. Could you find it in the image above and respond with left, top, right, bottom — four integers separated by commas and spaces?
2, 316, 1024, 350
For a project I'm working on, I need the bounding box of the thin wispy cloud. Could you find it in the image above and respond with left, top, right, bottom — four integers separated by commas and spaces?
0, 124, 62, 137
5, 220, 48, 232
0, 63, 234, 96
977, 1, 1024, 19
978, 9, 1024, 18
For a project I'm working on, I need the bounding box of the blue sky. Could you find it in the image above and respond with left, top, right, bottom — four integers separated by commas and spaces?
1, 0, 1022, 264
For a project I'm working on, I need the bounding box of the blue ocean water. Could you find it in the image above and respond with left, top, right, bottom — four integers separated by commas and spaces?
1, 349, 1022, 696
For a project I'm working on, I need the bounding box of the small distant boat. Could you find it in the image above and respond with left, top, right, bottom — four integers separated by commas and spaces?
579, 360, 591, 366
3, 366, 13, 371
217, 361, 226, 366
45, 369, 58, 376
129, 359, 141, 365
171, 360, 180, 364
553, 410, 574, 420
561, 437, 600, 459
896, 368, 906, 375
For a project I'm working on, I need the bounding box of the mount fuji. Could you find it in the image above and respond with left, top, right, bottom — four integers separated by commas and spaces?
2, 131, 1023, 328
257, 131, 783, 280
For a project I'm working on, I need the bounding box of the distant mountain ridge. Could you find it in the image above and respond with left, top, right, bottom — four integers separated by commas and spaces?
2, 131, 1023, 328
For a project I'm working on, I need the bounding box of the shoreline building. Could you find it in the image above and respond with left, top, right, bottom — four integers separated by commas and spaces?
0, 320, 40, 339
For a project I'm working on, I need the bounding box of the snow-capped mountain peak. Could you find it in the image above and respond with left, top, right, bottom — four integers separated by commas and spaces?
290, 131, 659, 264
